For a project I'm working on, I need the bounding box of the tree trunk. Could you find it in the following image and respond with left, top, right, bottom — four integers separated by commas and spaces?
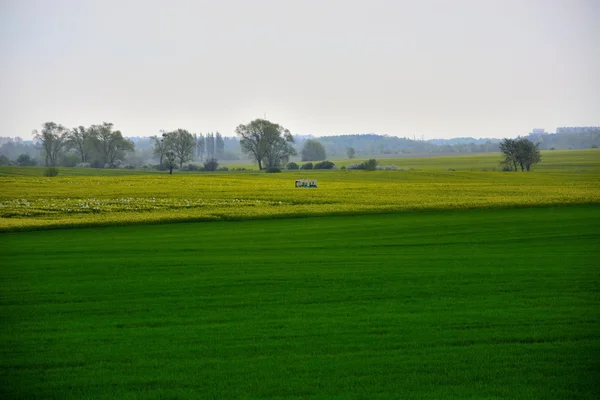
169, 166, 173, 175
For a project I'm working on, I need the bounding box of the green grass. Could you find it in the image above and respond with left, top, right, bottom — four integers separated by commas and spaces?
2, 206, 599, 399
2, 149, 598, 177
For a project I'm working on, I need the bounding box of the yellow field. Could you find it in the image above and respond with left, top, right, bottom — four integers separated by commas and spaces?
1, 150, 599, 232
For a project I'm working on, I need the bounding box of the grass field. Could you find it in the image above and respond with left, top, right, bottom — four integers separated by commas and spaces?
1, 206, 599, 399
1, 150, 599, 231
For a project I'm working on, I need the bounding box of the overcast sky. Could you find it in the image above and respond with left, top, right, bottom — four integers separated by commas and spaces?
1, 0, 598, 140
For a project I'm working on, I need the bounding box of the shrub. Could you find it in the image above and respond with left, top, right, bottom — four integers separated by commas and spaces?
76, 162, 91, 168
123, 164, 135, 170
43, 167, 59, 177
186, 164, 202, 171
362, 159, 378, 171
90, 160, 105, 168
203, 158, 219, 172
286, 162, 299, 170
0, 155, 12, 166
217, 167, 229, 172
346, 163, 364, 170
265, 167, 281, 173
314, 160, 335, 169
376, 164, 399, 170
300, 162, 313, 170
592, 144, 598, 149
340, 166, 346, 170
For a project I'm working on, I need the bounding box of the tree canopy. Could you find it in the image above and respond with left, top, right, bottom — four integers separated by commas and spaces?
33, 122, 70, 166
301, 139, 327, 161
500, 138, 541, 171
235, 119, 296, 170
90, 122, 134, 167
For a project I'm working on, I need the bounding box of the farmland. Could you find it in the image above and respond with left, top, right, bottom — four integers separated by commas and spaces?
1, 149, 599, 398
1, 150, 599, 231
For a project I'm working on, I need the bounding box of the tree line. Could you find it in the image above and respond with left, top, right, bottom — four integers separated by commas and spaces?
2, 119, 595, 171
34, 121, 134, 168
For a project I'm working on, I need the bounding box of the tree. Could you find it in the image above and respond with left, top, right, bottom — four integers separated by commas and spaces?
195, 133, 205, 161
500, 138, 541, 171
499, 139, 518, 171
152, 132, 170, 168
516, 138, 541, 171
164, 150, 176, 175
216, 132, 225, 158
206, 132, 215, 160
346, 146, 356, 159
301, 139, 327, 161
90, 122, 134, 167
164, 129, 195, 168
33, 122, 70, 166
68, 126, 93, 163
17, 153, 37, 166
235, 119, 295, 170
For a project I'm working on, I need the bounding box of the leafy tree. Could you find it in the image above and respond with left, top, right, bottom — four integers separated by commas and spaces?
90, 122, 134, 167
346, 146, 356, 159
301, 139, 327, 161
500, 138, 541, 171
165, 129, 195, 168
164, 150, 176, 174
286, 162, 299, 170
33, 122, 70, 166
68, 126, 93, 163
516, 138, 541, 171
235, 119, 295, 170
499, 139, 518, 171
17, 153, 37, 166
0, 155, 11, 165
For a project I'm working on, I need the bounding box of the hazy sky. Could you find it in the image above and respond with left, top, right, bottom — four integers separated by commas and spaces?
1, 0, 598, 140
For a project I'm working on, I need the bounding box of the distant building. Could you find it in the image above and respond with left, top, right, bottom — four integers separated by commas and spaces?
556, 127, 600, 134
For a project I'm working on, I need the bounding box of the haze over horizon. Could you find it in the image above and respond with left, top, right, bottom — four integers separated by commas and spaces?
1, 0, 598, 141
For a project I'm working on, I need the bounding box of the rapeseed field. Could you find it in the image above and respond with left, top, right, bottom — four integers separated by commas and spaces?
1, 150, 598, 231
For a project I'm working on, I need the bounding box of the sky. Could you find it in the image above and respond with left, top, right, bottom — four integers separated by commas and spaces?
1, 0, 598, 140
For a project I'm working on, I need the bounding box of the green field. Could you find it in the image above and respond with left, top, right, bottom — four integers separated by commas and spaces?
1, 206, 599, 399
